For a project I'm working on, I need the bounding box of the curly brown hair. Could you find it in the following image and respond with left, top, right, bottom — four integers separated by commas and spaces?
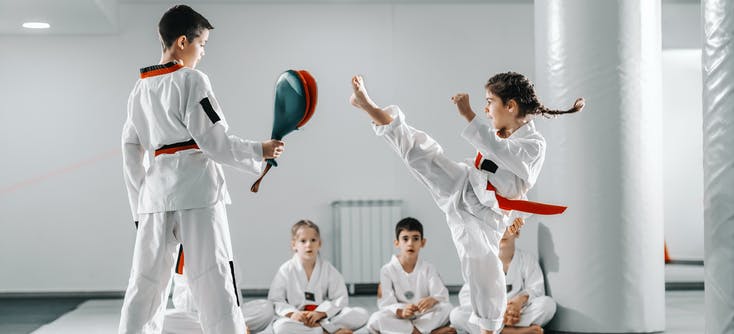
485, 72, 584, 118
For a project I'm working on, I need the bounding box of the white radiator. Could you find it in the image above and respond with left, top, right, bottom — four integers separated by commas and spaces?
331, 200, 403, 289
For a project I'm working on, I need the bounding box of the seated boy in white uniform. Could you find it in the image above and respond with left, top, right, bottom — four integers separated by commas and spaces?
367, 217, 455, 334
163, 245, 275, 334
268, 220, 368, 334
450, 227, 556, 334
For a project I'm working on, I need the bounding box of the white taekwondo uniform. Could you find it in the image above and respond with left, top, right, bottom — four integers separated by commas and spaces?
371, 105, 546, 332
450, 249, 556, 333
163, 271, 275, 334
120, 61, 264, 334
268, 254, 368, 334
367, 255, 452, 334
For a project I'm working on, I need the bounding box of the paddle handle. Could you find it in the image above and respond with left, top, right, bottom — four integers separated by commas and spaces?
250, 163, 273, 193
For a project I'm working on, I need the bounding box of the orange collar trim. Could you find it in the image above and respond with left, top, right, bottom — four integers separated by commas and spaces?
139, 61, 184, 79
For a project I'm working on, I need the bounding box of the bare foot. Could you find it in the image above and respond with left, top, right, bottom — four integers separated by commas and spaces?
350, 75, 378, 110
431, 325, 458, 334
502, 324, 543, 334
349, 75, 393, 125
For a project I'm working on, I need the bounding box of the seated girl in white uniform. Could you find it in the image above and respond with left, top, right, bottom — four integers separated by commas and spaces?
450, 228, 556, 334
367, 217, 455, 334
268, 220, 368, 334
163, 246, 275, 334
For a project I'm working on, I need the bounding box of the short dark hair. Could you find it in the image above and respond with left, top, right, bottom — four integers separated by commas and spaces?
395, 217, 423, 240
158, 5, 214, 50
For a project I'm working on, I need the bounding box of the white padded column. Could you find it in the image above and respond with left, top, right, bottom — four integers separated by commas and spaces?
702, 1, 734, 333
533, 0, 665, 332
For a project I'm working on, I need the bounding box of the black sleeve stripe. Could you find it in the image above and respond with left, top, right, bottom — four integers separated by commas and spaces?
200, 97, 221, 124
481, 159, 499, 173
229, 261, 241, 307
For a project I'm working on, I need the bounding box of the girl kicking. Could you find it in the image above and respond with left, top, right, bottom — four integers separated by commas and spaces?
349, 73, 582, 334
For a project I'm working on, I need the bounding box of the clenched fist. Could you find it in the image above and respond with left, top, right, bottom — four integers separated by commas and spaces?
262, 140, 285, 159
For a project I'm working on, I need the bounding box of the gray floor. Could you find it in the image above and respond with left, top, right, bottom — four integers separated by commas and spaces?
0, 290, 704, 334
0, 297, 88, 334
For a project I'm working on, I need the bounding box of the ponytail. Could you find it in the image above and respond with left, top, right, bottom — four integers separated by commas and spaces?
535, 97, 585, 117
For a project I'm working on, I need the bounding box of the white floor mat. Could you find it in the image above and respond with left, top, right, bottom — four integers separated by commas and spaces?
31, 299, 121, 334
29, 298, 371, 334
29, 293, 701, 334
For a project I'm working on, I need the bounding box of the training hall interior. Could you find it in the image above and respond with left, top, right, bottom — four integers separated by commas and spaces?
0, 0, 726, 333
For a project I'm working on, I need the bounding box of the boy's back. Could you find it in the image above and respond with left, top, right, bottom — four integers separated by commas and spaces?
123, 62, 264, 214
119, 6, 283, 334
128, 64, 207, 151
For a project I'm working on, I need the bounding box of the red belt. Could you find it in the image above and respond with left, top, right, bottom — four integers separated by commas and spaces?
175, 246, 185, 275
474, 153, 566, 215
304, 304, 318, 311
155, 139, 199, 157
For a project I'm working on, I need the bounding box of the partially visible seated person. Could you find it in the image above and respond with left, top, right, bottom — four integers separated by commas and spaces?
450, 227, 556, 334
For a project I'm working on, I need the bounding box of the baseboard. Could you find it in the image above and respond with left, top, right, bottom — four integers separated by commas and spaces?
343, 283, 462, 295
666, 259, 704, 266
665, 281, 704, 290
241, 289, 269, 297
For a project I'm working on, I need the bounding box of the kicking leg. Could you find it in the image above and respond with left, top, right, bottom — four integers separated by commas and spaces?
350, 75, 469, 208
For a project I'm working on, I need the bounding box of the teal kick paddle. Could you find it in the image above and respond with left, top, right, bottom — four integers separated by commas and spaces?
250, 70, 317, 193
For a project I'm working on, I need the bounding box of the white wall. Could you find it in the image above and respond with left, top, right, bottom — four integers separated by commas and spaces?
662, 49, 704, 261
660, 3, 705, 262
0, 2, 534, 292
662, 1, 701, 49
